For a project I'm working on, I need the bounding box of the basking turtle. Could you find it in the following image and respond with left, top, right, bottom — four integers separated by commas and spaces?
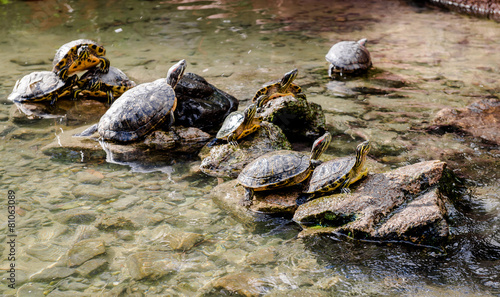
251, 68, 304, 103
78, 59, 186, 142
216, 95, 267, 145
325, 38, 372, 77
8, 71, 77, 104
237, 132, 331, 206
75, 66, 136, 103
303, 140, 371, 199
52, 39, 110, 81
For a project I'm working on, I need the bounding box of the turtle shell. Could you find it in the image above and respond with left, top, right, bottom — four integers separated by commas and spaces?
8, 71, 71, 103
78, 66, 136, 99
216, 110, 245, 139
238, 150, 311, 191
52, 39, 107, 78
97, 78, 176, 142
325, 39, 371, 74
304, 156, 355, 194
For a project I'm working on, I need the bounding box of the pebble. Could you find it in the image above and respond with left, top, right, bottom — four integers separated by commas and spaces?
75, 258, 108, 277
126, 251, 181, 280
29, 266, 76, 281
72, 184, 123, 201
67, 239, 106, 267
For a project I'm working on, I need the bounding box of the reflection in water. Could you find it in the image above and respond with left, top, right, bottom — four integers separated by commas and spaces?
0, 0, 499, 295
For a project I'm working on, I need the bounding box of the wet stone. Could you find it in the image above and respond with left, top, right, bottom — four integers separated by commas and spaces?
109, 195, 141, 211
294, 160, 451, 244
95, 215, 138, 231
25, 242, 67, 262
75, 170, 104, 185
126, 251, 182, 280
16, 283, 46, 297
67, 239, 106, 267
150, 226, 205, 252
30, 266, 76, 282
200, 122, 291, 178
75, 258, 108, 277
210, 272, 267, 297
245, 246, 278, 265
72, 184, 123, 201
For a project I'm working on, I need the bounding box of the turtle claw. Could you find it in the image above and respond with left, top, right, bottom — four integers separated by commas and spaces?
340, 187, 351, 194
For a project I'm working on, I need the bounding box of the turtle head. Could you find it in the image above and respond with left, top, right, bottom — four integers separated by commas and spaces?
279, 68, 298, 91
310, 132, 332, 161
358, 38, 368, 47
355, 140, 371, 163
77, 45, 90, 60
166, 59, 187, 88
243, 103, 258, 122
255, 95, 269, 108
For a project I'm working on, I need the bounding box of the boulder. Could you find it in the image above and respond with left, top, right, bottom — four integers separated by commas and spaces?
294, 160, 453, 245
430, 98, 500, 144
200, 121, 291, 178
174, 72, 239, 132
256, 94, 326, 141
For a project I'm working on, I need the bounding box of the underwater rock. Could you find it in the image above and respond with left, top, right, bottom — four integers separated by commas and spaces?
150, 226, 205, 252
210, 272, 267, 297
126, 251, 181, 280
75, 258, 108, 277
55, 209, 98, 224
294, 160, 452, 245
95, 215, 138, 231
256, 94, 326, 141
174, 72, 239, 133
67, 239, 106, 267
430, 98, 500, 144
42, 125, 211, 164
30, 266, 75, 282
200, 121, 291, 178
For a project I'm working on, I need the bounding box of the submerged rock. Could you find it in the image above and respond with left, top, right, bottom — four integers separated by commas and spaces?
209, 272, 268, 297
126, 251, 181, 280
174, 72, 239, 133
430, 98, 500, 144
67, 239, 106, 267
256, 94, 326, 141
200, 121, 291, 178
294, 160, 453, 245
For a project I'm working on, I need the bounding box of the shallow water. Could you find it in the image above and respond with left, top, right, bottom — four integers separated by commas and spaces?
0, 0, 499, 296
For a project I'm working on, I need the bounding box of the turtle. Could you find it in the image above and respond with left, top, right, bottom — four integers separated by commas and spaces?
215, 95, 268, 145
75, 66, 136, 103
52, 39, 110, 81
303, 140, 371, 199
237, 131, 332, 206
250, 68, 304, 103
8, 71, 77, 105
77, 59, 186, 142
325, 38, 372, 77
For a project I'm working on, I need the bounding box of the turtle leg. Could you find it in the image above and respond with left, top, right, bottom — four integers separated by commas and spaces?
106, 89, 114, 105
339, 178, 352, 194
98, 57, 110, 73
240, 187, 254, 207
296, 193, 314, 206
57, 68, 69, 81
349, 168, 369, 185
227, 132, 238, 147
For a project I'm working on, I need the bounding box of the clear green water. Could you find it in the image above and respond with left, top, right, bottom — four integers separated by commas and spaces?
0, 0, 499, 296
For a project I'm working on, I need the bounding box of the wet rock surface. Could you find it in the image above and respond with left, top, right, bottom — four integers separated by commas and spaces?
200, 121, 292, 178
430, 98, 500, 145
256, 94, 326, 141
126, 251, 182, 280
294, 160, 453, 244
426, 0, 500, 22
174, 72, 239, 132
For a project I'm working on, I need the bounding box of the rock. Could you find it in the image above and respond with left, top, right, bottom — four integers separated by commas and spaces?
75, 258, 108, 277
95, 215, 138, 231
150, 226, 204, 252
427, 0, 500, 22
430, 98, 500, 144
55, 209, 98, 224
16, 283, 46, 297
200, 121, 291, 178
246, 246, 278, 265
75, 170, 104, 185
25, 243, 67, 262
174, 72, 239, 132
126, 251, 181, 280
256, 94, 326, 141
30, 266, 75, 281
43, 125, 211, 164
210, 272, 267, 297
72, 184, 123, 201
67, 239, 106, 267
294, 160, 452, 244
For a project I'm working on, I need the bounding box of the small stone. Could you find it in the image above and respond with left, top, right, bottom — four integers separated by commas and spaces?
95, 215, 138, 231
75, 170, 103, 185
109, 196, 141, 211
30, 266, 75, 281
16, 283, 46, 297
67, 239, 106, 267
72, 185, 123, 201
126, 251, 181, 280
150, 226, 204, 252
211, 272, 265, 297
75, 258, 108, 277
245, 246, 278, 265
55, 209, 98, 224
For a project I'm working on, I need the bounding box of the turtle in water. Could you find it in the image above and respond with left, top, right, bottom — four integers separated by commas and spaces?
301, 140, 371, 202
215, 95, 268, 146
52, 39, 110, 81
8, 71, 77, 105
237, 132, 332, 206
77, 59, 186, 142
251, 68, 304, 104
75, 66, 136, 103
325, 38, 372, 77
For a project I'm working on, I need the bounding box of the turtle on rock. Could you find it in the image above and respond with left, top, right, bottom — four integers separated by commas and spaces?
52, 39, 110, 81
325, 38, 372, 77
215, 95, 268, 146
76, 59, 186, 143
300, 140, 371, 203
75, 66, 136, 103
237, 132, 332, 206
8, 71, 77, 105
251, 68, 304, 104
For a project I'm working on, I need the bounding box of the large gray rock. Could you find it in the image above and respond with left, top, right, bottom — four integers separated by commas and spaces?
200, 121, 291, 178
256, 94, 326, 141
293, 160, 452, 245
